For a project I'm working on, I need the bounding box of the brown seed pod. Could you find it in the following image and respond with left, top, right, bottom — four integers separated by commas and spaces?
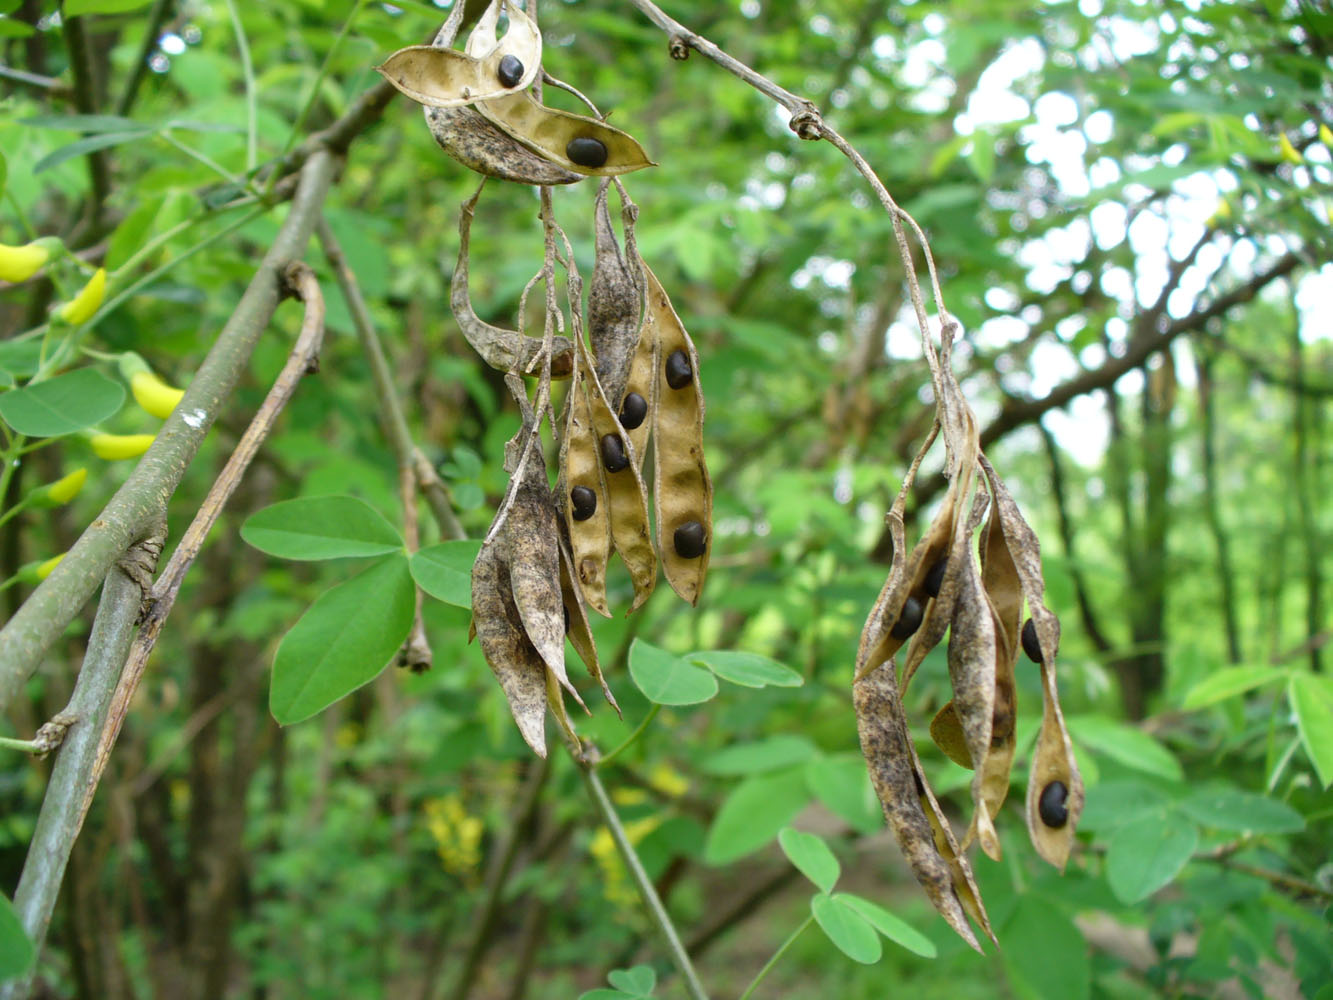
453, 188, 575, 376
504, 447, 586, 712
558, 360, 613, 617
471, 536, 549, 757
557, 523, 618, 713
588, 180, 644, 408
377, 0, 540, 108
641, 261, 713, 606
415, 13, 581, 186
577, 338, 657, 612
928, 700, 972, 769
979, 457, 1083, 869
474, 90, 655, 176
854, 662, 984, 952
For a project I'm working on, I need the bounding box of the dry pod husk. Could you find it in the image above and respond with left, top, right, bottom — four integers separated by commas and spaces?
641, 260, 713, 605
475, 91, 655, 177
855, 662, 985, 952
453, 187, 575, 376
416, 10, 581, 186
377, 1, 540, 108
588, 180, 644, 407
559, 356, 615, 617
558, 525, 618, 712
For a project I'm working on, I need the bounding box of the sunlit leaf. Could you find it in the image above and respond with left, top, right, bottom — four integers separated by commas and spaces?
241, 496, 404, 561
0, 368, 125, 436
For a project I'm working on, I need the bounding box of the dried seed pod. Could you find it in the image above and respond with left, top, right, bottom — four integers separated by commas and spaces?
588, 180, 644, 407
557, 524, 619, 713
578, 339, 657, 612
504, 449, 586, 712
379, 0, 540, 107
559, 361, 613, 617
928, 700, 972, 769
642, 261, 713, 606
980, 457, 1083, 870
475, 90, 655, 176
471, 537, 549, 757
854, 663, 983, 952
453, 189, 575, 376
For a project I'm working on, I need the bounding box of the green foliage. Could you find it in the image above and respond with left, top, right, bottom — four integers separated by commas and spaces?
0, 368, 124, 437
241, 495, 404, 561
0, 895, 34, 980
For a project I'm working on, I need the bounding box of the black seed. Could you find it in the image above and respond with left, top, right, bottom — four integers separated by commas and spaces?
889, 596, 924, 640
1038, 780, 1069, 828
1021, 617, 1043, 664
497, 54, 524, 88
566, 136, 608, 168
570, 485, 597, 521
600, 434, 629, 472
912, 771, 926, 797
664, 349, 692, 390
619, 391, 647, 430
563, 605, 571, 633
923, 557, 948, 598
673, 521, 707, 558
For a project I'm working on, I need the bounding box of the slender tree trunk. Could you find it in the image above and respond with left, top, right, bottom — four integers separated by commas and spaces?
1290, 308, 1323, 672
1196, 346, 1242, 664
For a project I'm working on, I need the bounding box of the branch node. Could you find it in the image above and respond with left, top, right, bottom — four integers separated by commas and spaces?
789, 109, 823, 141
116, 532, 164, 598
668, 34, 690, 60
31, 712, 79, 760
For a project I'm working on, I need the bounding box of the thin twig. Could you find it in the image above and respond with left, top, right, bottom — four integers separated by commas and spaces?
87, 259, 328, 798
114, 0, 173, 117
317, 220, 466, 541
580, 766, 710, 1000
398, 463, 433, 672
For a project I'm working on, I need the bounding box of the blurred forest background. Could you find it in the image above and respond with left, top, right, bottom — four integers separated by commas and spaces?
0, 0, 1330, 997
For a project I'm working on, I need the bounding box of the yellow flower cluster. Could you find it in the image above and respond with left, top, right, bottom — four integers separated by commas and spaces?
588, 815, 663, 907
423, 795, 484, 878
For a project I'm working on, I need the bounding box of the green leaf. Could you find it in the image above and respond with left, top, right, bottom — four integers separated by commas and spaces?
0, 368, 125, 437
606, 965, 655, 995
22, 113, 149, 133
704, 768, 810, 864
1000, 896, 1090, 1000
1183, 665, 1286, 709
1177, 785, 1304, 834
686, 649, 803, 688
778, 827, 840, 893
1069, 715, 1183, 782
410, 540, 482, 608
835, 893, 937, 958
1290, 673, 1333, 787
34, 132, 152, 174
241, 496, 403, 561
0, 893, 35, 980
0, 17, 33, 38
0, 339, 42, 378
811, 893, 882, 964
1105, 813, 1198, 904
629, 639, 718, 706
577, 992, 636, 1000
0, 148, 7, 194
804, 755, 882, 835
700, 734, 817, 776
269, 555, 416, 725
64, 0, 154, 14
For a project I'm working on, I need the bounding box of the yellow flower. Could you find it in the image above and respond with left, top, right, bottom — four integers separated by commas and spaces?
57, 267, 107, 325
35, 554, 64, 580
423, 795, 483, 877
130, 370, 185, 419
647, 762, 690, 799
589, 816, 664, 907
33, 467, 88, 507
0, 242, 50, 283
1278, 133, 1303, 166
1321, 124, 1333, 149
90, 432, 154, 460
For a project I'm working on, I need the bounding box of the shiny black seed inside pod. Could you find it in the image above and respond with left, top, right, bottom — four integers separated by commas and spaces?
923, 557, 948, 598
570, 485, 597, 521
566, 136, 608, 168
664, 349, 693, 390
890, 594, 922, 642
1021, 617, 1043, 664
619, 392, 648, 430
1038, 780, 1069, 828
600, 434, 629, 472
673, 521, 707, 558
497, 54, 524, 88
889, 595, 924, 640
563, 605, 571, 633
